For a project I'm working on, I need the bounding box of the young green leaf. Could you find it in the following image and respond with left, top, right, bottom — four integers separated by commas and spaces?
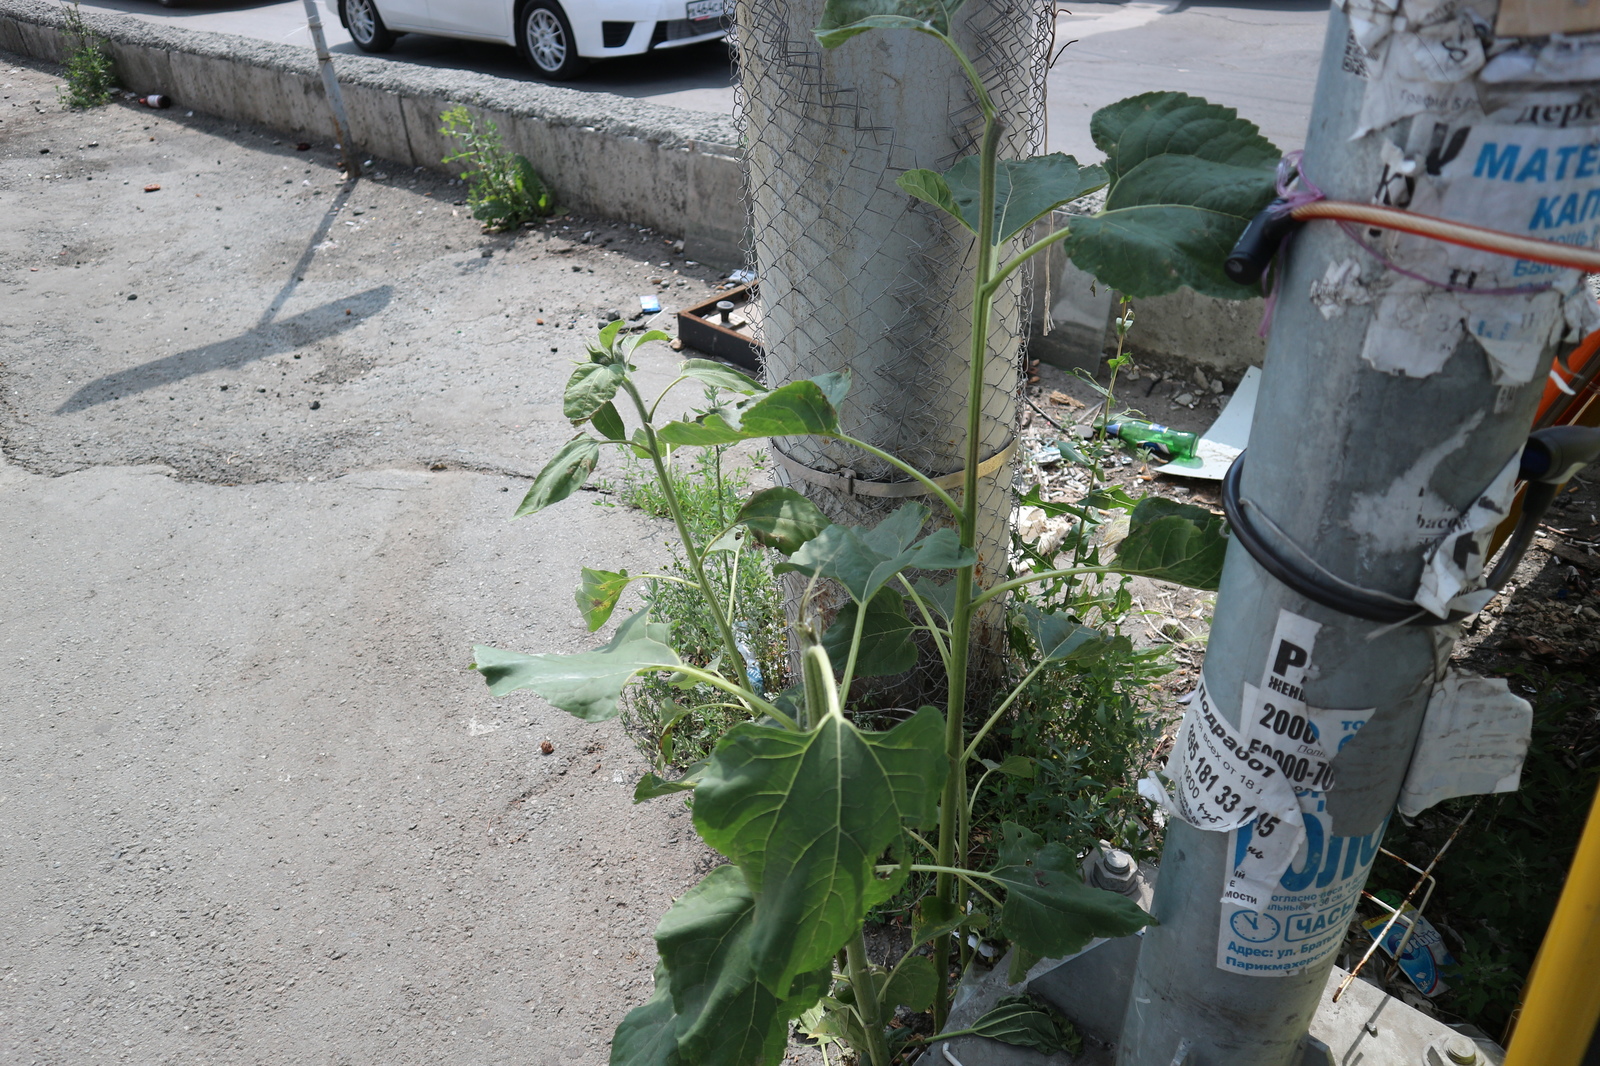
735, 487, 831, 555
881, 955, 937, 1012
991, 754, 1036, 778
633, 761, 705, 803
656, 378, 841, 446
472, 611, 680, 721
610, 966, 681, 1066
911, 896, 964, 946
692, 706, 947, 997
515, 435, 601, 517
814, 0, 966, 47
1112, 496, 1227, 590
989, 823, 1151, 959
777, 503, 976, 604
898, 169, 965, 229
566, 362, 626, 421
1064, 92, 1279, 298
680, 358, 765, 396
1017, 603, 1116, 664
943, 153, 1108, 244
592, 400, 626, 442
622, 329, 673, 357
655, 866, 830, 1066
821, 588, 918, 678
577, 567, 632, 631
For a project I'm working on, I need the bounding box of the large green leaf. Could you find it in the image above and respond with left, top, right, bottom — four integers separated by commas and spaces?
680, 358, 764, 396
692, 706, 946, 995
472, 611, 680, 721
578, 567, 632, 631
821, 588, 917, 678
735, 487, 831, 555
777, 503, 976, 604
881, 954, 937, 1012
963, 997, 1081, 1055
942, 154, 1108, 244
1112, 496, 1227, 590
656, 378, 841, 446
565, 361, 626, 421
814, 0, 966, 46
655, 866, 829, 1066
990, 823, 1151, 959
515, 435, 601, 517
1064, 92, 1279, 298
1017, 603, 1116, 664
611, 966, 680, 1066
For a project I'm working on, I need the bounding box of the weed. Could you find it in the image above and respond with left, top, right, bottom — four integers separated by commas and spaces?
600, 446, 789, 767
439, 106, 554, 231
58, 3, 115, 111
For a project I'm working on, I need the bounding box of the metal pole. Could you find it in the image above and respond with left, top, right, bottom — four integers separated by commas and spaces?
300, 0, 360, 178
1116, 4, 1591, 1063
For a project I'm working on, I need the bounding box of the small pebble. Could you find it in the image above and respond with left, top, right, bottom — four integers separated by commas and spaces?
1174, 392, 1195, 405
540, 740, 555, 755
309, 400, 321, 410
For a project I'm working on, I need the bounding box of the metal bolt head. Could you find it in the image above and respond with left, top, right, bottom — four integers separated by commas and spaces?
1102, 847, 1134, 876
1443, 1035, 1477, 1065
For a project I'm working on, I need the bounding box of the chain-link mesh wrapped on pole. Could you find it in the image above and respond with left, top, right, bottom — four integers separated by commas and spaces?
1117, 3, 1593, 1062
734, 0, 1052, 684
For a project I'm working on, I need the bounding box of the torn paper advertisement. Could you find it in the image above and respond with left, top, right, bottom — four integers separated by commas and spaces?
1309, 258, 1374, 320
1382, 10, 1486, 85
1482, 36, 1600, 85
1397, 668, 1532, 818
1205, 611, 1382, 975
1343, 0, 1398, 56
1154, 367, 1260, 481
1415, 450, 1520, 617
1138, 673, 1301, 843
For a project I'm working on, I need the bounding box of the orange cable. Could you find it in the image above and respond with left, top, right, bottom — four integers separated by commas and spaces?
1289, 200, 1600, 274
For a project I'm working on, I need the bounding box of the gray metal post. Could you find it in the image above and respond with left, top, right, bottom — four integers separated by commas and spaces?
1116, 5, 1584, 1064
300, 0, 360, 178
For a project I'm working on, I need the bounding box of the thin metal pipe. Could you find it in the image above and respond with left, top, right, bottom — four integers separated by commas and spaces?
300, 0, 360, 177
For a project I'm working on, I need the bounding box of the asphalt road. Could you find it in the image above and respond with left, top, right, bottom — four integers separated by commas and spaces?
83, 0, 1328, 158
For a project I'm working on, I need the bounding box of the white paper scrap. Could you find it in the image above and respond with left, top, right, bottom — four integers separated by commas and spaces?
1398, 668, 1532, 818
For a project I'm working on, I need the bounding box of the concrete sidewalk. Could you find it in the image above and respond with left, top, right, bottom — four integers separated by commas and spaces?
1, 57, 722, 1065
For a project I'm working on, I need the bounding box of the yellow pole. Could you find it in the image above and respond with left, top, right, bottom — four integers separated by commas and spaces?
1503, 781, 1600, 1066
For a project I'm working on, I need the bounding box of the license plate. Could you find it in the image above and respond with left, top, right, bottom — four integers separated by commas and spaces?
686, 0, 726, 21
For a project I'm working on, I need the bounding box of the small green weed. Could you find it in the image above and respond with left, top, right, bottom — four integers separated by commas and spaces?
59, 3, 115, 111
439, 105, 554, 231
599, 446, 789, 769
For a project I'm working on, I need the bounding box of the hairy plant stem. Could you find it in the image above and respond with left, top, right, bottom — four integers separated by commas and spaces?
934, 104, 1003, 1031
846, 930, 891, 1066
621, 378, 751, 695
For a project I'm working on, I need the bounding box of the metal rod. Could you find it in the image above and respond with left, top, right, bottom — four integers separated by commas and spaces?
300, 0, 360, 178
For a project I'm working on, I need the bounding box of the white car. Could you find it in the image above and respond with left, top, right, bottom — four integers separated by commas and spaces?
329, 0, 732, 80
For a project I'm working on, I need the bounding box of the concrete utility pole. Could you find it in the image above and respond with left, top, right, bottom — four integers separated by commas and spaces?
301, 0, 360, 177
736, 0, 1049, 677
1117, 3, 1597, 1064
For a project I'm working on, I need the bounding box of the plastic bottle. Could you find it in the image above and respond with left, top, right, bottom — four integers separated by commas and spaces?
1104, 419, 1199, 460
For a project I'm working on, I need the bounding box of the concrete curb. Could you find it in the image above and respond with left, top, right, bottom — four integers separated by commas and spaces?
0, 0, 747, 265
1, 0, 1265, 371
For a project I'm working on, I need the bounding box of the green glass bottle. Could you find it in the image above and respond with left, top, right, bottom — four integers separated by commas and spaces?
1104, 420, 1199, 461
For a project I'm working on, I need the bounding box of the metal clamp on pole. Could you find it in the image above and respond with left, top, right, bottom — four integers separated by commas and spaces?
771, 438, 1017, 499
1221, 425, 1600, 626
